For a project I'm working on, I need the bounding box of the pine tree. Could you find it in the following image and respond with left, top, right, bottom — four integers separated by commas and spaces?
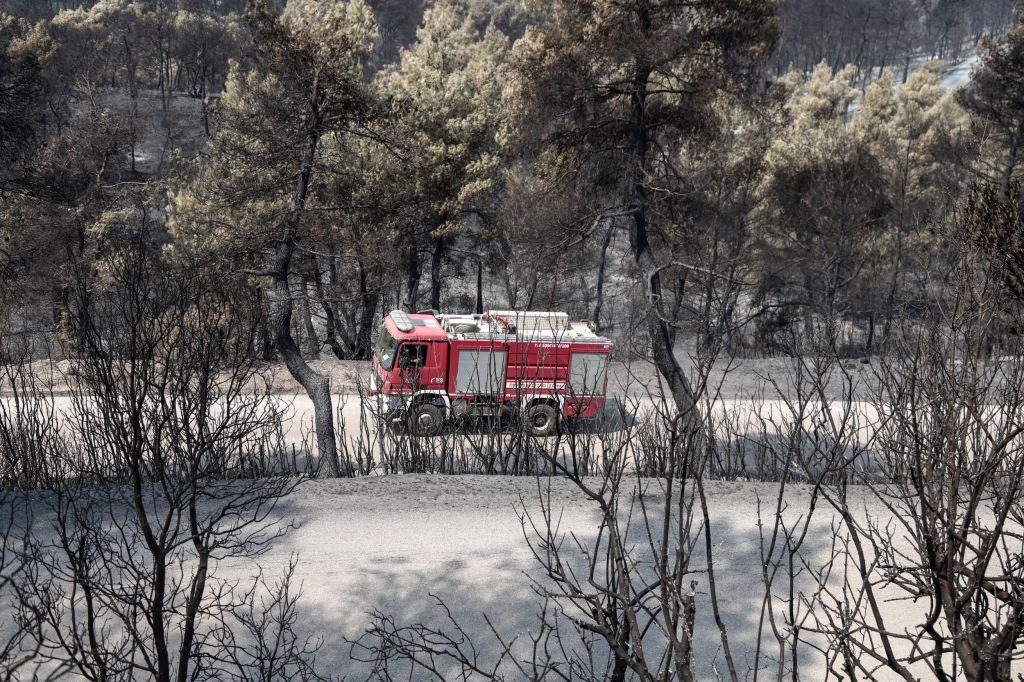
854, 65, 966, 341
514, 0, 776, 418
0, 13, 53, 183
756, 63, 889, 344
960, 1, 1024, 195
383, 0, 511, 310
170, 0, 379, 476
958, 3, 1024, 308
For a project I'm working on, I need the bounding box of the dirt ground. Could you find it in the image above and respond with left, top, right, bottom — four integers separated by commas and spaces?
2, 475, 965, 680
203, 475, 983, 679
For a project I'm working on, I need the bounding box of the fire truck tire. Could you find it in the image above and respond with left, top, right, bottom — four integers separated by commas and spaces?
525, 403, 559, 437
408, 403, 444, 437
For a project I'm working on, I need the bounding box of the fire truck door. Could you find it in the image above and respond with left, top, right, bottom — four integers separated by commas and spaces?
397, 342, 446, 392
396, 343, 429, 390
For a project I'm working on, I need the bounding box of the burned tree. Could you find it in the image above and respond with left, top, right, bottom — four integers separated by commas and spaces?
3, 204, 313, 681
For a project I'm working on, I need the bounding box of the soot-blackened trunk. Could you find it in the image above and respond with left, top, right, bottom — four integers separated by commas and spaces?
266, 114, 340, 478
592, 217, 615, 333
315, 254, 346, 360
355, 260, 377, 358
402, 234, 421, 311
627, 51, 699, 424
475, 260, 484, 314
429, 235, 446, 312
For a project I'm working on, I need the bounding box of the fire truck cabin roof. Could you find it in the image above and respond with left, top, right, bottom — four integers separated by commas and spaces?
383, 310, 611, 346
383, 311, 449, 342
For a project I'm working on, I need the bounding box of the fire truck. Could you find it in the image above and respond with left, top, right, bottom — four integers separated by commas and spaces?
367, 310, 611, 436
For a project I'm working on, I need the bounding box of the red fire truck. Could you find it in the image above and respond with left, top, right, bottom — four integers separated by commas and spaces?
367, 310, 611, 436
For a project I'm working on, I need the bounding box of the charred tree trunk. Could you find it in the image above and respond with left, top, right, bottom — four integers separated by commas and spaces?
610, 657, 628, 682
525, 272, 539, 310
355, 259, 377, 359
592, 217, 615, 333
199, 46, 211, 138
315, 254, 345, 360
402, 232, 421, 311
547, 265, 559, 309
429, 234, 446, 312
265, 108, 340, 477
123, 35, 139, 174
475, 259, 484, 314
627, 48, 699, 423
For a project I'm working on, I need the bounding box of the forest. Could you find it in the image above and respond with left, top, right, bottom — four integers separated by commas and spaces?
0, 0, 1017, 362
3, 0, 1024, 680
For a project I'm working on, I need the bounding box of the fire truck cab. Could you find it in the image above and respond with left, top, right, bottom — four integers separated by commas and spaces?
368, 310, 611, 436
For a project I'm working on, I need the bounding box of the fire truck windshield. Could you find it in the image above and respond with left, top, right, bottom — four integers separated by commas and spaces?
373, 328, 400, 370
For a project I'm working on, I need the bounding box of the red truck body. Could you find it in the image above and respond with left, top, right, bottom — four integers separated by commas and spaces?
368, 310, 611, 434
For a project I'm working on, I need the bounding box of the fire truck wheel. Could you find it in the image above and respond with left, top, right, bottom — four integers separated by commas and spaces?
408, 403, 443, 437
525, 403, 559, 437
